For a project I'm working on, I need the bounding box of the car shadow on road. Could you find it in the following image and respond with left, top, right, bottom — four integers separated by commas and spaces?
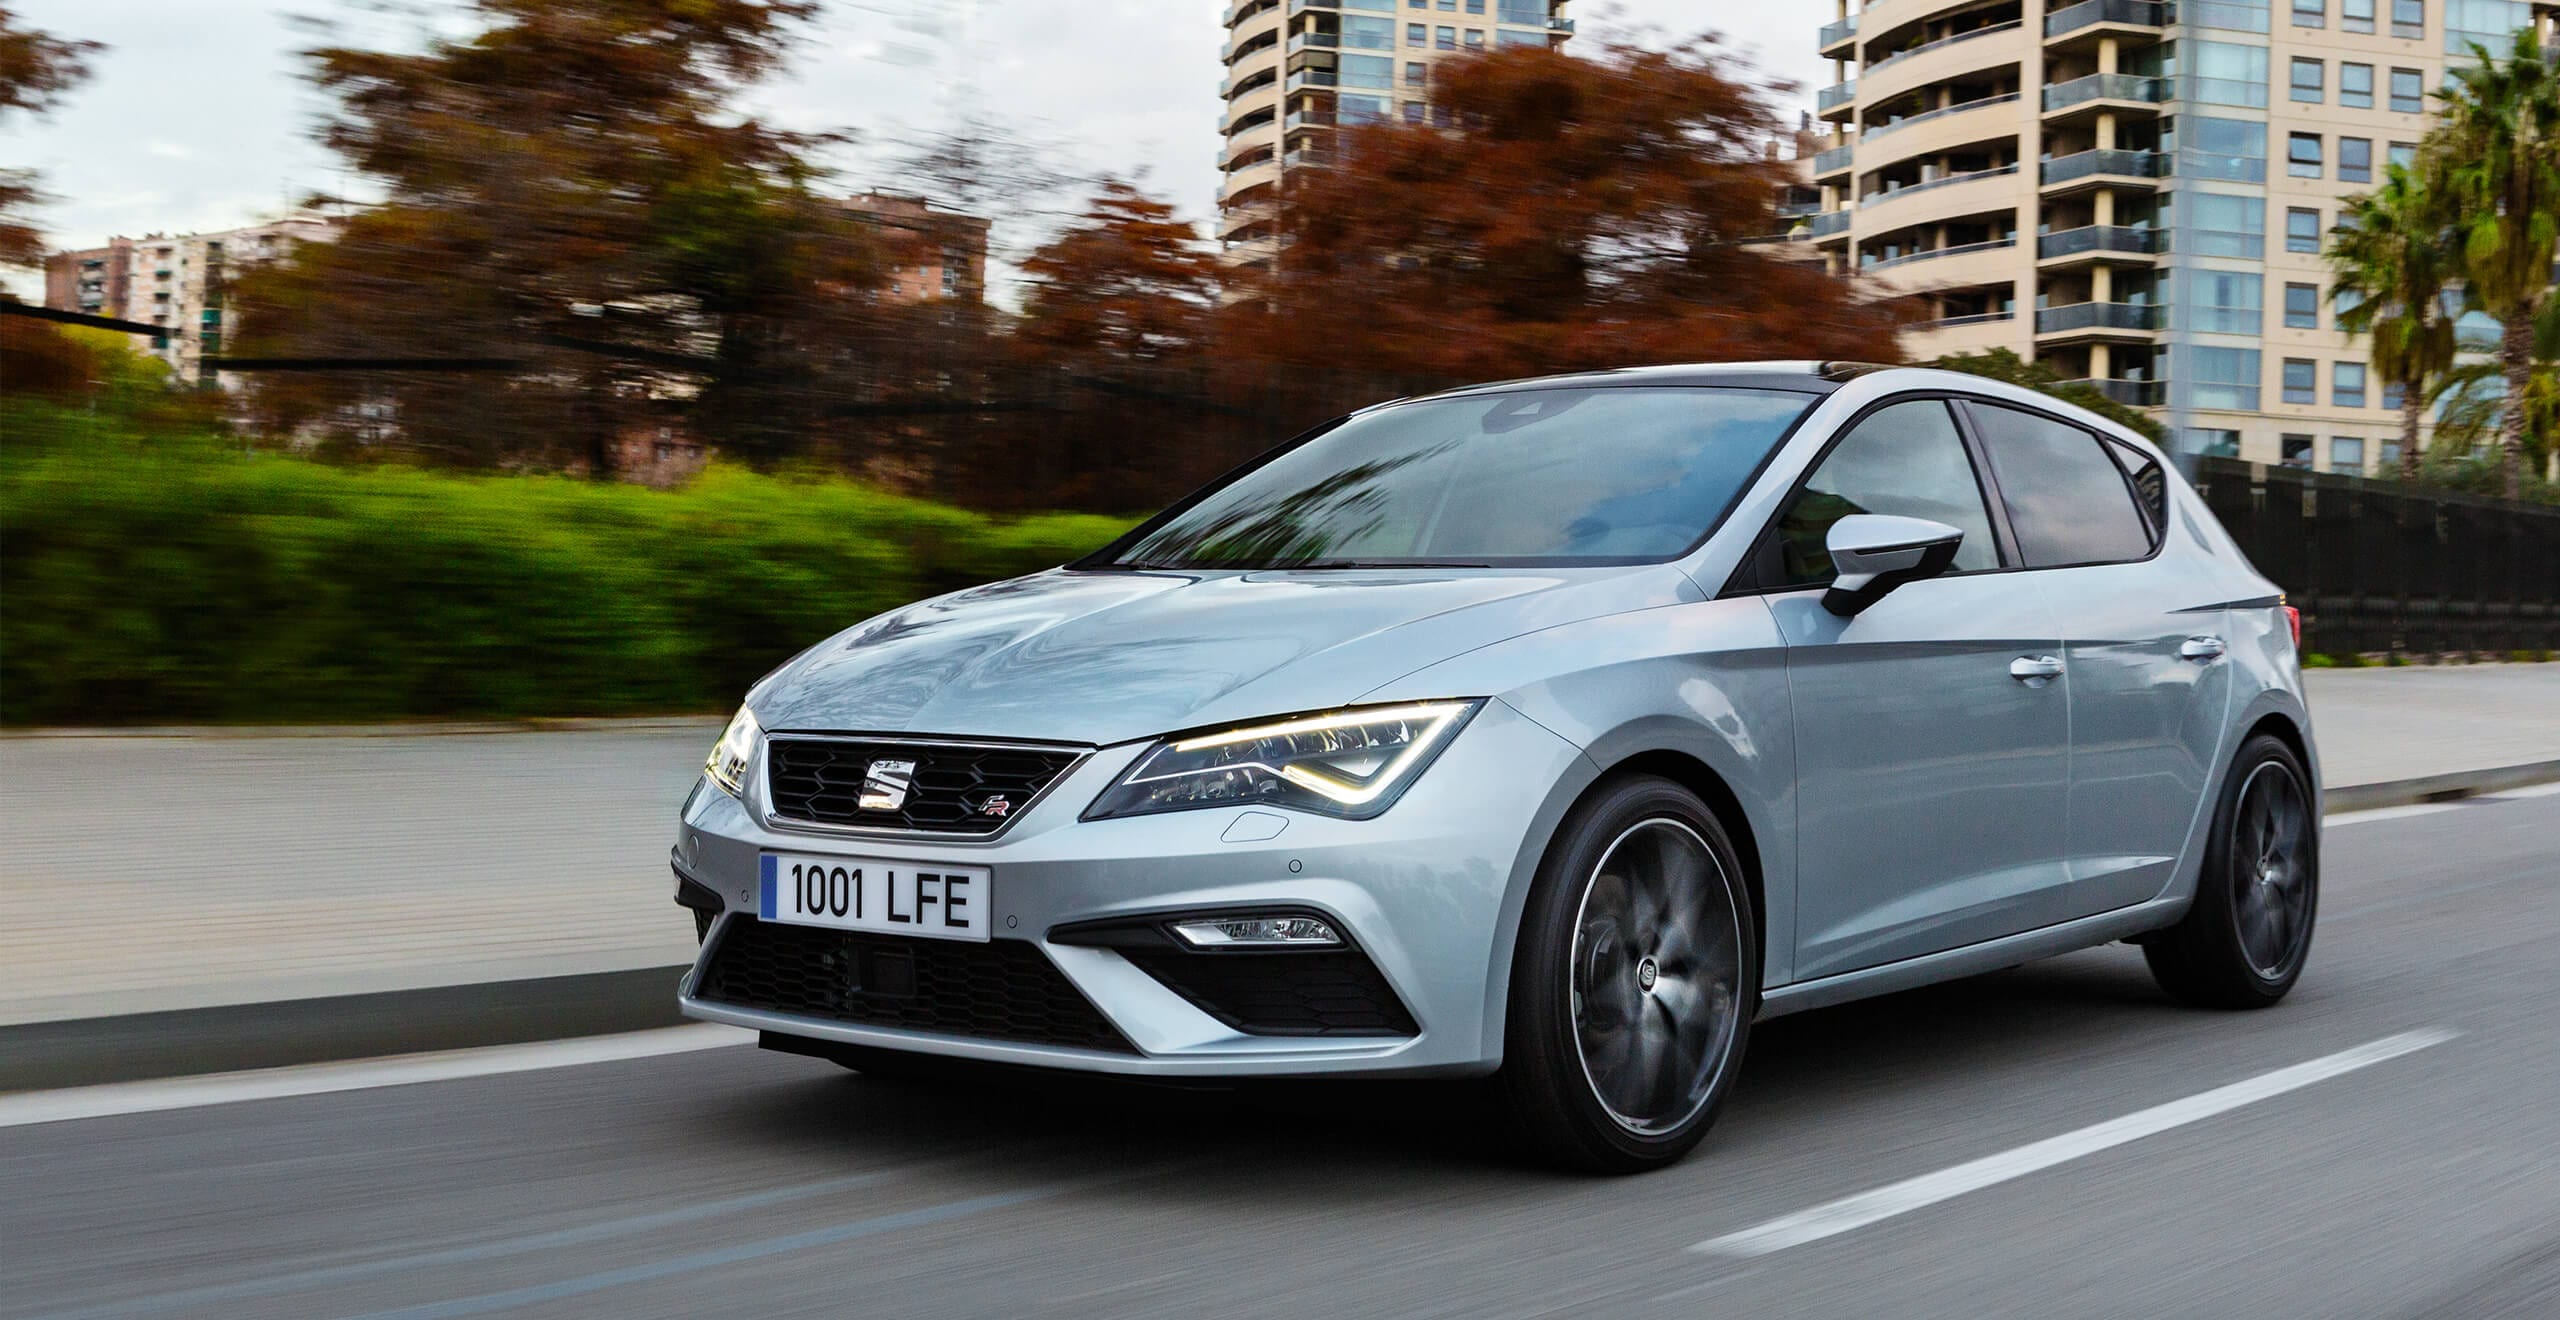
691, 945, 2187, 1189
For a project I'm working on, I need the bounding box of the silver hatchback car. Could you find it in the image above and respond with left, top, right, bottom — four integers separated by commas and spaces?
673, 362, 2319, 1171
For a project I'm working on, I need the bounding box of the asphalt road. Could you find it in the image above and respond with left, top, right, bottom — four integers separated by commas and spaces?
7, 792, 2557, 1320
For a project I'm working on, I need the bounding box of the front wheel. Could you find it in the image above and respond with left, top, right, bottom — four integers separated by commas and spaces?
1499, 776, 1757, 1173
2144, 733, 2319, 1009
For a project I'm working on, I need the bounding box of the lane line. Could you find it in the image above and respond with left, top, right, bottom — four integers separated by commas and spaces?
2323, 801, 2469, 827
0, 1025, 751, 1129
27, 1168, 906, 1320
1688, 1027, 2458, 1259
341, 1174, 1138, 1320
2327, 862, 2560, 923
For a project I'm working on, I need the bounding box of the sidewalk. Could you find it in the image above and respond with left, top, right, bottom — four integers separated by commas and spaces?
1, 666, 2552, 1034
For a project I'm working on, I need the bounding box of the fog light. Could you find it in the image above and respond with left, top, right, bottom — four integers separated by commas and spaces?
1169, 915, 1342, 947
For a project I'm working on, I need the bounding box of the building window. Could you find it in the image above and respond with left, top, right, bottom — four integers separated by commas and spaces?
2284, 358, 2319, 404
1403, 101, 1425, 121
2281, 434, 2316, 468
2289, 132, 2325, 178
2341, 62, 2374, 108
2444, 0, 2523, 52
2190, 427, 2245, 457
2384, 379, 2408, 409
2392, 0, 2424, 39
2330, 436, 2366, 472
2390, 68, 2425, 113
2335, 361, 2369, 406
1344, 15, 1395, 47
2339, 136, 2373, 183
2344, 0, 2377, 29
2291, 57, 2325, 102
1436, 24, 1456, 47
1340, 92, 1390, 119
2182, 116, 2270, 182
2294, 0, 2326, 23
1438, 0, 1456, 8
1342, 54, 1393, 88
2190, 347, 2265, 410
2191, 192, 2268, 257
2189, 270, 2265, 333
1467, 0, 1485, 10
1409, 22, 1427, 43
2192, 0, 2275, 32
1405, 61, 1426, 83
2285, 283, 2321, 328
2196, 41, 2272, 108
1464, 28, 1484, 46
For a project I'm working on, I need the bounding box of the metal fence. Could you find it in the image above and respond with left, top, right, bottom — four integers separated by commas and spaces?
2195, 457, 2560, 657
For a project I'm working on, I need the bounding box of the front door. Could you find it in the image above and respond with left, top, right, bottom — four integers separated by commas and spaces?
1758, 398, 2075, 982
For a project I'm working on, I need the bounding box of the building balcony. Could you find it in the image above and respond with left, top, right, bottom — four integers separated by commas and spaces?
2038, 148, 2168, 194
1287, 32, 1337, 52
1862, 92, 2019, 146
1865, 20, 2024, 79
1813, 142, 1856, 177
1809, 209, 1854, 240
1865, 236, 2019, 273
1859, 163, 2020, 213
1776, 200, 1822, 220
2043, 0, 2169, 43
1286, 0, 1343, 12
2034, 301, 2165, 337
1283, 147, 1335, 169
1285, 108, 1338, 130
2059, 377, 2165, 407
1817, 80, 1858, 119
1284, 68, 1340, 93
2040, 73, 2169, 116
2036, 224, 2164, 262
1819, 14, 1859, 56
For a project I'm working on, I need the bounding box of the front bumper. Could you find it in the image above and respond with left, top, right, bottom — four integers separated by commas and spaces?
673, 698, 1590, 1078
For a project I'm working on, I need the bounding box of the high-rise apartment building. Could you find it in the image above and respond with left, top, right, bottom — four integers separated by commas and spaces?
1806, 0, 2556, 472
1216, 0, 1575, 267
43, 216, 337, 382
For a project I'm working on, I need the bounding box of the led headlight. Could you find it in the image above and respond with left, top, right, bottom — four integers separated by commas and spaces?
1084, 700, 1480, 821
704, 705, 761, 797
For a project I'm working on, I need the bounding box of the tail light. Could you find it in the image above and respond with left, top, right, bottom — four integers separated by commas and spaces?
2281, 597, 2302, 648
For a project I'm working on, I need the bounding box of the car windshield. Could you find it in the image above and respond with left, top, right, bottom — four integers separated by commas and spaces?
1096, 386, 1818, 569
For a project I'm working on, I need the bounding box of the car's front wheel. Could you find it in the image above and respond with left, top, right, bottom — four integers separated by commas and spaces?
2143, 732, 2319, 1008
1500, 775, 1757, 1173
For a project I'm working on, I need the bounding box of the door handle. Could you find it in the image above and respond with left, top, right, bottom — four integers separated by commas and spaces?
2010, 655, 2064, 684
2179, 635, 2228, 663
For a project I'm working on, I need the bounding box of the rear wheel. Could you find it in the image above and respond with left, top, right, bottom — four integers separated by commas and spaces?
1500, 776, 1756, 1173
2144, 733, 2319, 1008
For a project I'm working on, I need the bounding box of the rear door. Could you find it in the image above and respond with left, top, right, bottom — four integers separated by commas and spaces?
1959, 402, 2233, 921
1750, 397, 2075, 982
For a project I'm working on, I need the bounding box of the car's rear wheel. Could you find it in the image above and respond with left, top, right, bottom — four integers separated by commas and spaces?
1500, 775, 1756, 1173
2144, 733, 2319, 1008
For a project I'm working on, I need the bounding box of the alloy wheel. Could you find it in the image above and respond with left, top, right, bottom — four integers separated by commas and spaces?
2231, 760, 2314, 979
1568, 818, 1745, 1135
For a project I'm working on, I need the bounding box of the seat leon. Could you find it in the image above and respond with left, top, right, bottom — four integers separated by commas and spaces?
673, 362, 2319, 1172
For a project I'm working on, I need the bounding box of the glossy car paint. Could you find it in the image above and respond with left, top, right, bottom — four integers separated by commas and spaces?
675, 363, 2318, 1075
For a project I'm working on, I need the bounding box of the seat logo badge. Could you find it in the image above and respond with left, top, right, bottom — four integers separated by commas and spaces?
1637, 957, 1659, 994
979, 794, 1012, 818
859, 759, 917, 812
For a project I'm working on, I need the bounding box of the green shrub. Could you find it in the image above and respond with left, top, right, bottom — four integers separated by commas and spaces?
0, 402, 1135, 725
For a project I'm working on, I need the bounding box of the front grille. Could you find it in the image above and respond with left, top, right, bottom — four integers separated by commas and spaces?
764, 738, 1081, 835
695, 916, 1136, 1053
1120, 948, 1418, 1037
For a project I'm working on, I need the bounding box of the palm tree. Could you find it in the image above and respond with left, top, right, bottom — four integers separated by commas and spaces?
2430, 29, 2560, 499
2330, 163, 2461, 481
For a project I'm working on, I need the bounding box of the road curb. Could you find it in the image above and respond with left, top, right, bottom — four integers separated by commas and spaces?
0, 966, 692, 1095
7, 759, 2554, 1095
2323, 758, 2560, 813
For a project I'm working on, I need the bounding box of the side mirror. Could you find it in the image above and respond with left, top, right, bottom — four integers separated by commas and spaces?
1820, 514, 1965, 617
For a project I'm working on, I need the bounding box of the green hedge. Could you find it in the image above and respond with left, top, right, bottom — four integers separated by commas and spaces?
0, 403, 1132, 725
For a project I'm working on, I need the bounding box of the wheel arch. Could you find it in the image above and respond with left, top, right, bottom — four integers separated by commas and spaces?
1587, 749, 1769, 998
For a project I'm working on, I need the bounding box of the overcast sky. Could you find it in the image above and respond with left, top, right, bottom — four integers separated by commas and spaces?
0, 1, 1829, 300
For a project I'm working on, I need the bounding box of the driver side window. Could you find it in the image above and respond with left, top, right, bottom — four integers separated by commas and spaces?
1774, 399, 2003, 587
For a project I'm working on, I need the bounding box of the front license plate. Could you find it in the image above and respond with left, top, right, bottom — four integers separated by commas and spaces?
758, 853, 991, 943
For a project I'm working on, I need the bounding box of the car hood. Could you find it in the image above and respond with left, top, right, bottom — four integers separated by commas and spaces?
752, 564, 1700, 746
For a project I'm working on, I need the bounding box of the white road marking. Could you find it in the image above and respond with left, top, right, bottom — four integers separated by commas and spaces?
2323, 801, 2469, 827
0, 1024, 752, 1129
2494, 779, 2560, 800
1689, 1027, 2459, 1259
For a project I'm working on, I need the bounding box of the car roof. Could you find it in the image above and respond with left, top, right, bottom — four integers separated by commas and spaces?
1414, 361, 1875, 400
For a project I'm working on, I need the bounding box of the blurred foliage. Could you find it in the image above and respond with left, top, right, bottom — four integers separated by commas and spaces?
0, 398, 1129, 725
1926, 349, 2169, 445
0, 3, 100, 269
1235, 40, 1902, 378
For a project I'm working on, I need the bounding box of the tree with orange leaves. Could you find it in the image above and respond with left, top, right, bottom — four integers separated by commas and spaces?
1016, 182, 1225, 367
1234, 37, 1899, 379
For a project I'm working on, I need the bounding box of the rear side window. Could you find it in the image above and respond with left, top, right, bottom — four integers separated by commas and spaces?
1967, 403, 2156, 567
1773, 399, 2002, 586
2103, 436, 2170, 544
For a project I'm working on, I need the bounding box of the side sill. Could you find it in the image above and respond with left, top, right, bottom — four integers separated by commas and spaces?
1755, 896, 2189, 1021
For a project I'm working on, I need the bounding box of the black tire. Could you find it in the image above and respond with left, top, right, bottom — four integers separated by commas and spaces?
2144, 733, 2319, 1009
1498, 775, 1758, 1174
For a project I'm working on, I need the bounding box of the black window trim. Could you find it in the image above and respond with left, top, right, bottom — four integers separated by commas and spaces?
1717, 390, 2022, 598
